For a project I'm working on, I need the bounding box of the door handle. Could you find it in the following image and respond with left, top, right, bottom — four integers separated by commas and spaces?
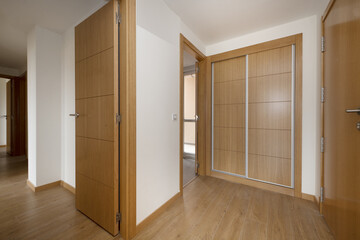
345, 108, 360, 115
195, 115, 199, 122
69, 113, 80, 118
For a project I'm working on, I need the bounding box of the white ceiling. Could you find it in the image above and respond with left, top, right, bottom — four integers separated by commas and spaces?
0, 0, 107, 71
164, 0, 330, 45
0, 0, 330, 71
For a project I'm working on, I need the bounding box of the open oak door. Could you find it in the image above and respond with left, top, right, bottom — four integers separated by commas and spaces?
322, 0, 360, 239
75, 0, 120, 236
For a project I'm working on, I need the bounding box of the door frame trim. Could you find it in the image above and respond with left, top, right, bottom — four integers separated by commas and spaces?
179, 34, 206, 194
319, 0, 336, 214
118, 0, 136, 238
205, 34, 303, 198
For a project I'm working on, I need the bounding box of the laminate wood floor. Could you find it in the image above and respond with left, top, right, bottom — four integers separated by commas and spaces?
0, 148, 122, 240
134, 177, 334, 240
0, 147, 333, 240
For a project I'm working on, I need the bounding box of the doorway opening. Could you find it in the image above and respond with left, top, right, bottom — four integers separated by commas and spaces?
183, 51, 198, 186
0, 74, 27, 156
179, 34, 206, 193
0, 73, 28, 178
0, 77, 10, 151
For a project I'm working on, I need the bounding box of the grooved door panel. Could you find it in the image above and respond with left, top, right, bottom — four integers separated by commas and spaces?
75, 96, 114, 141
248, 46, 292, 186
214, 57, 246, 82
76, 137, 114, 187
75, 0, 119, 236
214, 104, 245, 128
214, 80, 246, 104
214, 149, 245, 175
213, 56, 246, 176
248, 46, 292, 78
76, 48, 114, 99
248, 154, 291, 186
75, 5, 114, 62
214, 127, 245, 152
248, 129, 291, 159
76, 174, 115, 232
248, 73, 291, 103
248, 102, 291, 130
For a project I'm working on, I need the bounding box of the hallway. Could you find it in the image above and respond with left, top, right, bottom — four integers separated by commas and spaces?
0, 146, 333, 240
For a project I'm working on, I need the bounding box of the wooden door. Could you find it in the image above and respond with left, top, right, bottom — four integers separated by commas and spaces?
11, 76, 27, 156
6, 81, 11, 154
75, 0, 119, 236
323, 0, 360, 239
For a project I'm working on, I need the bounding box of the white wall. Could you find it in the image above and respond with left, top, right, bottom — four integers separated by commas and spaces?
0, 78, 7, 146
59, 1, 107, 188
207, 15, 322, 197
27, 26, 63, 186
61, 28, 76, 187
136, 0, 206, 224
27, 29, 37, 185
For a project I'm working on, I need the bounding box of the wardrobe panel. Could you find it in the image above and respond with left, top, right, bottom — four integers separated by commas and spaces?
248, 46, 292, 78
214, 104, 245, 128
248, 73, 291, 103
248, 154, 291, 186
214, 149, 246, 175
213, 56, 246, 176
248, 46, 293, 186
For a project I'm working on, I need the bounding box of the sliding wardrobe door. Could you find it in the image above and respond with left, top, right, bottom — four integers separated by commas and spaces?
248, 46, 293, 187
213, 57, 246, 176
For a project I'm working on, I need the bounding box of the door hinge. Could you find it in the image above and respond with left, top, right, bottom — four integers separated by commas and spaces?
321, 87, 325, 103
320, 187, 324, 203
116, 113, 121, 124
321, 36, 325, 53
116, 12, 121, 24
116, 212, 122, 223
321, 137, 325, 153
195, 67, 199, 74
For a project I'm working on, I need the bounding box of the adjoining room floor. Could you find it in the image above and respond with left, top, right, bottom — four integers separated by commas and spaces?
1, 146, 333, 240
183, 157, 196, 186
183, 143, 197, 186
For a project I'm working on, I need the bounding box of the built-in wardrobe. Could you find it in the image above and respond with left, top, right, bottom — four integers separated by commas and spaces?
207, 35, 302, 196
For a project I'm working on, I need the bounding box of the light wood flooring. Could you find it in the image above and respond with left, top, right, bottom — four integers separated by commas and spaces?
0, 147, 333, 240
134, 176, 333, 240
0, 147, 121, 240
